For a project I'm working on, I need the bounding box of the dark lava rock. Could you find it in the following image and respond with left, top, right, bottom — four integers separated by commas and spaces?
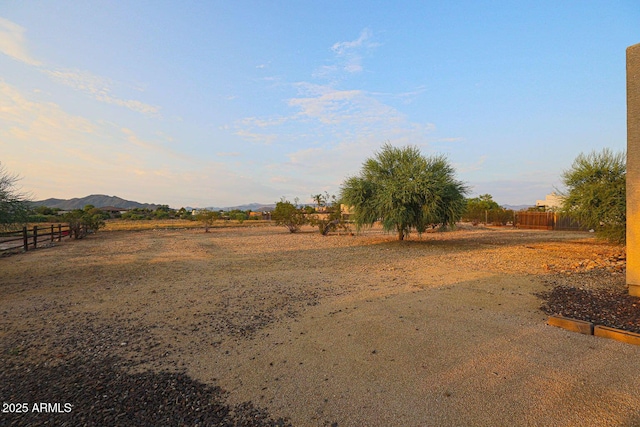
0, 356, 291, 427
539, 285, 640, 334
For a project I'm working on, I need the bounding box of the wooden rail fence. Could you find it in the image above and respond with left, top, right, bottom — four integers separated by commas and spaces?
0, 224, 71, 253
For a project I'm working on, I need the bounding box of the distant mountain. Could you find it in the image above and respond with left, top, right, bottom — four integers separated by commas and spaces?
32, 195, 159, 210
503, 204, 534, 211
206, 203, 276, 212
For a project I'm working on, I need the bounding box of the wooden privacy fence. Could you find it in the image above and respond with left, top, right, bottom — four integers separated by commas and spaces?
515, 212, 584, 231
0, 224, 71, 253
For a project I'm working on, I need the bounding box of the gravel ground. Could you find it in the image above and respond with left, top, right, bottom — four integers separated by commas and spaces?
1, 224, 638, 426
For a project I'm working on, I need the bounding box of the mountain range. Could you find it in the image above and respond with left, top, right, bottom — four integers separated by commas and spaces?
32, 195, 160, 211
502, 204, 533, 211
32, 194, 532, 212
204, 203, 276, 212
32, 194, 276, 212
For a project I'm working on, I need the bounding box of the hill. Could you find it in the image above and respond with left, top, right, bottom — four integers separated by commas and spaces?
503, 204, 534, 211
206, 203, 276, 212
32, 195, 159, 210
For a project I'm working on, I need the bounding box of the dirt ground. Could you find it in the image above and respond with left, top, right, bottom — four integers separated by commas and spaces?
2, 224, 639, 426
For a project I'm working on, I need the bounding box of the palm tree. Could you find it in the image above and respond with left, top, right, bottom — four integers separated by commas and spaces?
340, 144, 468, 240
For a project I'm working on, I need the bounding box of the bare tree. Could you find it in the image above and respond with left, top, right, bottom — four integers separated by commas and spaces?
0, 162, 31, 230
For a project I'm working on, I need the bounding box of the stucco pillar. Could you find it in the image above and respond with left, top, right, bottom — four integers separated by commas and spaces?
627, 43, 640, 296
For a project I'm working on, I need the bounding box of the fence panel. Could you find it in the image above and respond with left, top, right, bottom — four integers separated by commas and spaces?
515, 212, 584, 231
515, 212, 555, 230
553, 214, 585, 231
0, 224, 71, 253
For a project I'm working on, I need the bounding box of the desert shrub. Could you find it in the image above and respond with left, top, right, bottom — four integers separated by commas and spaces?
63, 208, 106, 239
195, 210, 218, 232
27, 214, 53, 223
561, 148, 626, 244
272, 198, 308, 233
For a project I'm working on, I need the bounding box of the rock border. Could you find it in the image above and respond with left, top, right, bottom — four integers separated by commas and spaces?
547, 315, 640, 346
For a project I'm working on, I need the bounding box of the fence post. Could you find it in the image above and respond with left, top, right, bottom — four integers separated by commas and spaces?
57, 224, 62, 241
51, 224, 54, 242
23, 226, 28, 252
33, 226, 38, 249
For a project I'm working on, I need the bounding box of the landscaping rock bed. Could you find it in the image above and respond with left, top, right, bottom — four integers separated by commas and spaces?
539, 281, 640, 334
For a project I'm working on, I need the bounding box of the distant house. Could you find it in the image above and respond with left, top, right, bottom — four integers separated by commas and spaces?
340, 204, 354, 220
99, 206, 128, 217
535, 192, 564, 211
249, 211, 272, 220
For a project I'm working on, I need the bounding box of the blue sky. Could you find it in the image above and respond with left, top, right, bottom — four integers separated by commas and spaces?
1, 1, 637, 208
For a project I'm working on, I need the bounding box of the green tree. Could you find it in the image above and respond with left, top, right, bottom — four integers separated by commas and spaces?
561, 148, 626, 244
226, 209, 248, 222
272, 197, 308, 233
340, 144, 468, 241
154, 205, 173, 218
176, 207, 193, 220
34, 205, 56, 216
0, 163, 31, 230
195, 210, 218, 232
464, 194, 502, 225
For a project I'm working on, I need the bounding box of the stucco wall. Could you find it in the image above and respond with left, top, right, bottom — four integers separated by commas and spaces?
627, 43, 640, 296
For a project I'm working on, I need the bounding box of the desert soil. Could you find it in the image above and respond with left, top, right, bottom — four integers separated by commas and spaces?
1, 224, 639, 426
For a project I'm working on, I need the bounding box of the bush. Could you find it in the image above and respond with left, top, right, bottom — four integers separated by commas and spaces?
561, 148, 625, 244
272, 198, 308, 233
195, 210, 218, 232
63, 209, 105, 239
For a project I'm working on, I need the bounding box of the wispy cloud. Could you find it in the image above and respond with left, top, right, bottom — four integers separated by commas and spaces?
0, 17, 41, 66
120, 127, 192, 162
239, 116, 289, 128
314, 28, 379, 80
435, 137, 465, 143
44, 69, 160, 115
0, 79, 264, 206
285, 83, 434, 139
288, 87, 365, 124
231, 28, 435, 199
0, 79, 96, 144
234, 129, 278, 145
234, 81, 434, 153
456, 155, 488, 173
0, 17, 159, 116
330, 28, 377, 74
